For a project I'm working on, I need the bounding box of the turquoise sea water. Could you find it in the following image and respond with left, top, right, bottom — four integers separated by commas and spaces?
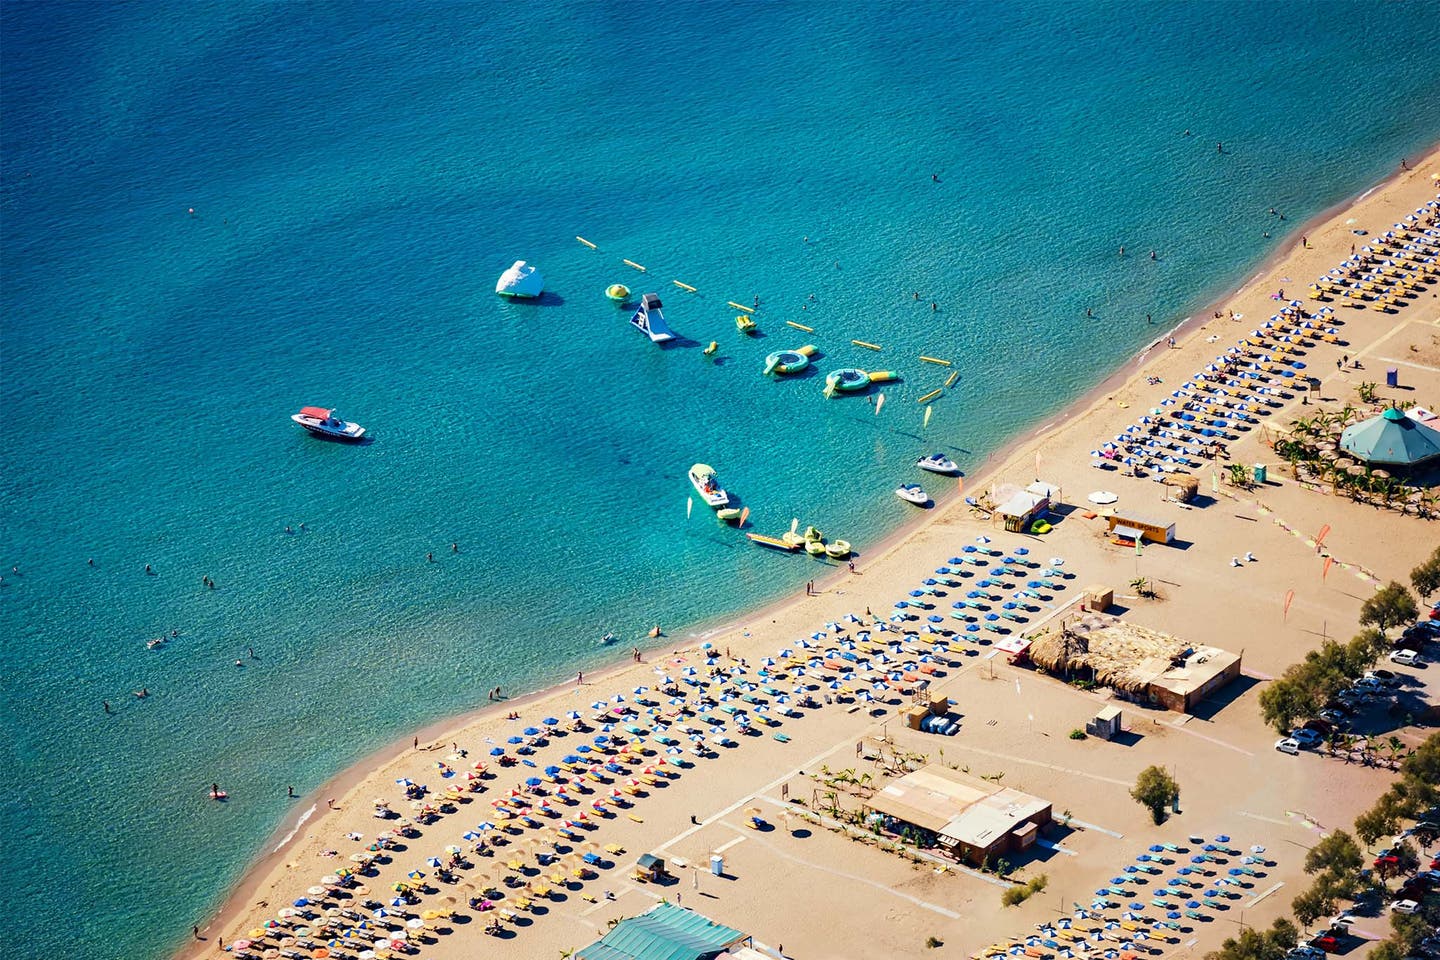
3, 2, 1440, 956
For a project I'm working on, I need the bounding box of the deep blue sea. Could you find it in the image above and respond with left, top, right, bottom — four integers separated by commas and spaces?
3, 2, 1439, 956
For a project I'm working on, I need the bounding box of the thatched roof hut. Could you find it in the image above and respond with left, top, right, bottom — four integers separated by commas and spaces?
1028, 615, 1188, 694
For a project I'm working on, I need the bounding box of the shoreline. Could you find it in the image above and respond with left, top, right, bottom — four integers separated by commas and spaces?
176, 145, 1440, 959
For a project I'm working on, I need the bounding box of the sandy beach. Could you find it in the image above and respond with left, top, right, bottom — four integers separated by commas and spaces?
181, 149, 1440, 960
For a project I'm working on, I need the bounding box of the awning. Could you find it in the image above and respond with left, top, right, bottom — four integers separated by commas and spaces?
1114, 525, 1143, 541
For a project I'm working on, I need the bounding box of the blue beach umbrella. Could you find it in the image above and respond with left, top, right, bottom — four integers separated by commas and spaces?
523, 726, 540, 736
966, 624, 980, 633
1015, 547, 1029, 555
489, 746, 505, 756
1186, 901, 1200, 909
293, 898, 310, 907
1215, 834, 1230, 843
1149, 844, 1165, 853
1190, 855, 1206, 864
507, 736, 524, 744
1167, 879, 1183, 886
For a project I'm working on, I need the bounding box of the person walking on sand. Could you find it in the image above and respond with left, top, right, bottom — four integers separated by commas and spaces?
576, 671, 584, 684
413, 736, 419, 749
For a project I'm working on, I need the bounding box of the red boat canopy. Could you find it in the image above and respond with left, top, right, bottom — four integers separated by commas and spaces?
298, 406, 332, 419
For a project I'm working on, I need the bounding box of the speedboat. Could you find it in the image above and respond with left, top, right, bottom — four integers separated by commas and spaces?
916, 453, 959, 475
495, 261, 545, 298
689, 463, 730, 508
292, 406, 366, 441
764, 346, 815, 376
605, 284, 631, 302
629, 293, 676, 343
896, 483, 930, 506
735, 314, 757, 335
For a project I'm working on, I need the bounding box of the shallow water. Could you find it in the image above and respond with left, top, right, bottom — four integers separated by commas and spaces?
3, 2, 1439, 956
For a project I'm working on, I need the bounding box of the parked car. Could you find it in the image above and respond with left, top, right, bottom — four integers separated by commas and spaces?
1275, 737, 1301, 755
1291, 728, 1324, 748
1390, 648, 1422, 666
1318, 708, 1350, 726
1374, 848, 1399, 868
1308, 933, 1340, 952
1352, 678, 1387, 696
1302, 718, 1334, 738
1288, 947, 1324, 960
1390, 898, 1420, 914
1327, 916, 1355, 933
1323, 700, 1357, 717
1365, 669, 1400, 686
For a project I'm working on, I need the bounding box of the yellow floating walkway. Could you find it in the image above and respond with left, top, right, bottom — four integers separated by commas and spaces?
728, 301, 754, 313
852, 340, 882, 351
623, 259, 647, 272
916, 389, 943, 404
786, 320, 813, 332
576, 236, 597, 250
673, 280, 697, 292
919, 356, 951, 366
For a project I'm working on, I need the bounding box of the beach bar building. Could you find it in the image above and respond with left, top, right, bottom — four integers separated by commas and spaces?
865, 765, 1052, 865
995, 481, 1061, 533
577, 902, 749, 960
1029, 615, 1241, 713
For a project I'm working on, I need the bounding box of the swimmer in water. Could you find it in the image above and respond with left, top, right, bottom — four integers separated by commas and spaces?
134, 688, 148, 698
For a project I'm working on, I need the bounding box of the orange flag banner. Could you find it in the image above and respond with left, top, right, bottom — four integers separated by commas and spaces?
1322, 556, 1334, 581
1315, 523, 1331, 547
1283, 589, 1295, 620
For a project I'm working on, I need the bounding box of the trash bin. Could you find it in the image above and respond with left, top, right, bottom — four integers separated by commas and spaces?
710, 854, 724, 876
1386, 367, 1399, 387
1253, 464, 1267, 484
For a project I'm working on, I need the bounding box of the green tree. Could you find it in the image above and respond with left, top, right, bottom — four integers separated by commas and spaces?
1359, 581, 1419, 634
1367, 942, 1403, 960
1355, 802, 1400, 846
1302, 830, 1363, 878
1130, 766, 1180, 825
1290, 885, 1334, 929
1410, 545, 1440, 601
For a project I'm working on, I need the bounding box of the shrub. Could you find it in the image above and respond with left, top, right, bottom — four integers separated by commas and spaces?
1069, 729, 1087, 740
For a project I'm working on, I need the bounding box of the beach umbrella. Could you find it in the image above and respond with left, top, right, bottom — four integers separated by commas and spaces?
1215, 834, 1231, 843
507, 736, 524, 745
523, 726, 540, 736
1178, 867, 1191, 875
1186, 901, 1200, 909
425, 856, 442, 868
542, 716, 559, 726
1190, 856, 1206, 863
293, 898, 310, 907
395, 778, 414, 787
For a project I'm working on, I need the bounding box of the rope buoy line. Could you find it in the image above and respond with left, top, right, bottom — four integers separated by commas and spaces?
944, 371, 959, 388
673, 280, 698, 293
916, 389, 943, 404
728, 301, 755, 314
786, 320, 813, 332
851, 339, 882, 351
622, 259, 647, 272
919, 356, 951, 366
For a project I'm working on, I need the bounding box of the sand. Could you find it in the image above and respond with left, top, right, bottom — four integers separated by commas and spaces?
179, 151, 1440, 960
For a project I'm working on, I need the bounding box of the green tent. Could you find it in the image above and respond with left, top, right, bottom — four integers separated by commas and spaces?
577, 902, 747, 960
1340, 407, 1440, 467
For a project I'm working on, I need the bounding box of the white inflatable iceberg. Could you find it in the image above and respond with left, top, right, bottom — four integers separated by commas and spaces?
495, 260, 545, 298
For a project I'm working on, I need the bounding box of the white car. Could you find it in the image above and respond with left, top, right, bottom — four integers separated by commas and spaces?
1275, 737, 1301, 755
1390, 898, 1419, 914
1390, 649, 1421, 666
